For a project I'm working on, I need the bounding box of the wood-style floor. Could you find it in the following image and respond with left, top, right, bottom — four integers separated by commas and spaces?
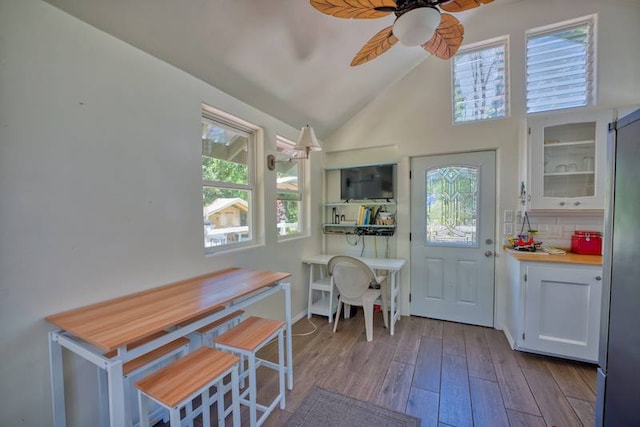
258, 311, 598, 427
161, 310, 598, 426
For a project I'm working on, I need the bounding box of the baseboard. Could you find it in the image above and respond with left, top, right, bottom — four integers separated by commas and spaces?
501, 327, 516, 350
292, 309, 307, 324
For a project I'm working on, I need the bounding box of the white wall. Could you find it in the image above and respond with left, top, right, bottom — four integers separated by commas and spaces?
0, 1, 323, 425
324, 0, 640, 325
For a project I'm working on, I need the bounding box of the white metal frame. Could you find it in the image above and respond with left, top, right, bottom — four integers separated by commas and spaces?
48, 281, 293, 427
97, 339, 190, 427
215, 326, 285, 427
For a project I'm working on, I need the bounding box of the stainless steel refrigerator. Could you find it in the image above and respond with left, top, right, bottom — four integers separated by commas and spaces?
596, 108, 640, 426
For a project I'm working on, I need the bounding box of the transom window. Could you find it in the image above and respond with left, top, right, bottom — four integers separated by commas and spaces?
201, 105, 257, 252
526, 15, 596, 114
276, 136, 305, 238
452, 36, 509, 124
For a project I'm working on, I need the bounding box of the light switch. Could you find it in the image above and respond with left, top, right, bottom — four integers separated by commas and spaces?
504, 210, 514, 223
504, 223, 513, 236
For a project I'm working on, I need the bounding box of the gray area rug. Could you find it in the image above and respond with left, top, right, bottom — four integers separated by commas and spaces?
285, 386, 420, 427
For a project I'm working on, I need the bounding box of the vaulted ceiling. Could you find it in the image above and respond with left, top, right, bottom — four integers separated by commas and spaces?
42, 0, 639, 137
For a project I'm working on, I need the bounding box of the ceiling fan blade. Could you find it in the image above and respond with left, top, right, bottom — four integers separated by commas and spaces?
310, 0, 397, 19
421, 14, 464, 59
351, 26, 399, 66
440, 0, 494, 13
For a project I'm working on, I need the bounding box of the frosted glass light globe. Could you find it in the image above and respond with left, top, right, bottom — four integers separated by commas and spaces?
393, 7, 441, 47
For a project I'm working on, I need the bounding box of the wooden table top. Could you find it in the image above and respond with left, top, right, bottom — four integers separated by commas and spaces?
505, 249, 602, 266
46, 268, 291, 351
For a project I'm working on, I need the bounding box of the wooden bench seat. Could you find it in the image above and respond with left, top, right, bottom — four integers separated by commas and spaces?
104, 331, 190, 376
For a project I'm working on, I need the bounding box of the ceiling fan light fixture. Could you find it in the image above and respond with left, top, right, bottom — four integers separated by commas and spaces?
393, 7, 441, 47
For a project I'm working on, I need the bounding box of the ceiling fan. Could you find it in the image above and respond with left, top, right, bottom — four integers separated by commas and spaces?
310, 0, 494, 66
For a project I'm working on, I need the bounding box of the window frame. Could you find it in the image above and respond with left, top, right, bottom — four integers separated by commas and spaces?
275, 135, 306, 240
451, 35, 510, 125
525, 15, 597, 115
201, 104, 261, 254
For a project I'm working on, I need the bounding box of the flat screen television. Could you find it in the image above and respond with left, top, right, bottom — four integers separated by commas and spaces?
340, 164, 394, 201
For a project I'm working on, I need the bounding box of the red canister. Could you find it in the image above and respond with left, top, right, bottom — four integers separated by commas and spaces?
571, 230, 602, 255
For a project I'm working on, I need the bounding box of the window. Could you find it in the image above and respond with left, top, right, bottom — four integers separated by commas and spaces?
425, 166, 478, 247
526, 15, 595, 114
452, 36, 508, 124
276, 136, 305, 238
201, 105, 257, 252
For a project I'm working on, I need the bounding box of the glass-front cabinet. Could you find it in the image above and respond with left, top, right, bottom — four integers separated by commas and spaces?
528, 110, 611, 209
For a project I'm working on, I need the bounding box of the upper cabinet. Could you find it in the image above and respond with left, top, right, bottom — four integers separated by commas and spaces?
527, 110, 612, 210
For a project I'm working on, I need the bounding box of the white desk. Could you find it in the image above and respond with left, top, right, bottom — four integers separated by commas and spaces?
303, 254, 406, 335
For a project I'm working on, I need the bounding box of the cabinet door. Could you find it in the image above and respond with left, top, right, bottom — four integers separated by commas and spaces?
523, 264, 602, 362
529, 110, 611, 209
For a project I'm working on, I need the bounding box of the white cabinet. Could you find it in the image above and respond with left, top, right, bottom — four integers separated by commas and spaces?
527, 110, 611, 210
505, 257, 602, 362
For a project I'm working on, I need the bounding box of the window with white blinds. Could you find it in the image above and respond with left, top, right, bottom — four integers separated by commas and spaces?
526, 15, 595, 114
452, 36, 508, 124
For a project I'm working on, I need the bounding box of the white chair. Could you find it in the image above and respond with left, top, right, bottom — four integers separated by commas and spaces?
328, 255, 388, 342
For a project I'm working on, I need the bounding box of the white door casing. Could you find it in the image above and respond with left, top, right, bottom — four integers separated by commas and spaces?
410, 151, 496, 326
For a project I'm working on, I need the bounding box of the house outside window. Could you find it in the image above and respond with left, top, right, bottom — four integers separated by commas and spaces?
452, 36, 509, 124
202, 105, 257, 252
526, 15, 596, 114
276, 136, 305, 238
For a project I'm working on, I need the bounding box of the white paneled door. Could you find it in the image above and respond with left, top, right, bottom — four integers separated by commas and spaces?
410, 151, 496, 326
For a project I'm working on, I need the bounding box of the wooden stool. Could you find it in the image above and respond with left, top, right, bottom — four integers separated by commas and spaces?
181, 309, 245, 347
135, 347, 240, 427
213, 316, 285, 427
99, 332, 191, 426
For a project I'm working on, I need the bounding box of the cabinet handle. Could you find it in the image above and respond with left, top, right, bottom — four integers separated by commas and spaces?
559, 201, 566, 206
574, 201, 581, 206
595, 276, 602, 281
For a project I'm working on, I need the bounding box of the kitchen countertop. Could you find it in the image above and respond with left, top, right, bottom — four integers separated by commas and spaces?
504, 247, 603, 266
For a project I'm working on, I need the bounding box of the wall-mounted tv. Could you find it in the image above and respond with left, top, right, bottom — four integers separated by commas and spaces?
340, 164, 394, 201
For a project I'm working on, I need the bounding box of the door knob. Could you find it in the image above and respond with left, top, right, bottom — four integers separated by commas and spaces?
485, 238, 493, 245
484, 251, 493, 257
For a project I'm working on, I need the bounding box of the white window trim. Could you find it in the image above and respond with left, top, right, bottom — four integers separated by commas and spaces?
525, 14, 597, 116
451, 35, 510, 125
275, 135, 307, 240
201, 103, 264, 254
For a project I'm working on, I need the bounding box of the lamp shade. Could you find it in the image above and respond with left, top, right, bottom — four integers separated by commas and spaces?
393, 7, 441, 47
294, 125, 321, 158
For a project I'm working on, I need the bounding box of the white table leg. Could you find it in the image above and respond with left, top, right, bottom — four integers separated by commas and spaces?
307, 264, 313, 319
97, 367, 109, 427
283, 282, 293, 390
49, 331, 67, 427
106, 359, 126, 427
380, 280, 389, 329
389, 270, 400, 336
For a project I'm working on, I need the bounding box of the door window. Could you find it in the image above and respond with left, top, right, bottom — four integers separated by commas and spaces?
425, 166, 479, 247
